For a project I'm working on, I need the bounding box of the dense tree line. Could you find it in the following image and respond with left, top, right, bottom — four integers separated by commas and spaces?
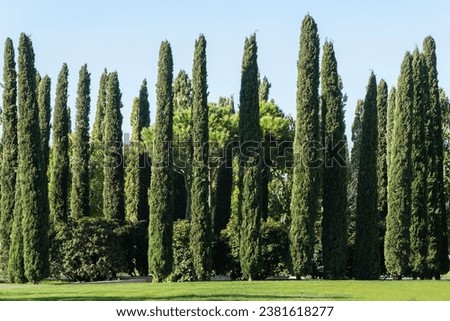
0, 16, 449, 283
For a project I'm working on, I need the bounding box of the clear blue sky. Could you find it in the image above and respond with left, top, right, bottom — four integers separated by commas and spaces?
1, 0, 449, 140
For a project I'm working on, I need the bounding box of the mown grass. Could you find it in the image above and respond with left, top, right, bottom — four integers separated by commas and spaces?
0, 279, 449, 301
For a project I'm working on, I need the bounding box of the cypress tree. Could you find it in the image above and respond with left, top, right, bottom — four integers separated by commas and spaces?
173, 70, 192, 111
259, 75, 271, 103
354, 72, 380, 280
37, 75, 51, 188
385, 53, 413, 279
49, 63, 70, 226
189, 34, 212, 280
17, 33, 49, 283
409, 49, 428, 277
386, 87, 396, 167
70, 64, 91, 218
321, 41, 348, 279
0, 38, 18, 277
8, 185, 25, 283
90, 69, 108, 217
289, 14, 320, 278
423, 36, 449, 278
148, 41, 174, 282
103, 71, 124, 221
376, 79, 388, 274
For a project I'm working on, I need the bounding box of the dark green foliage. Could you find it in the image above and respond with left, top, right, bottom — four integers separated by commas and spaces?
259, 219, 290, 278
89, 70, 108, 217
385, 53, 413, 279
386, 87, 396, 168
17, 33, 49, 283
49, 63, 70, 226
290, 15, 320, 277
70, 64, 91, 218
103, 71, 125, 221
148, 41, 174, 282
410, 50, 428, 277
8, 186, 25, 283
354, 72, 380, 280
238, 34, 262, 280
376, 79, 388, 274
37, 76, 51, 179
173, 70, 193, 111
170, 220, 195, 282
423, 36, 449, 277
50, 218, 127, 281
320, 41, 348, 279
0, 38, 17, 278
189, 34, 212, 280
259, 75, 271, 102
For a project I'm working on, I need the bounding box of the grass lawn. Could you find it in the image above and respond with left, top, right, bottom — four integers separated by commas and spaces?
0, 280, 449, 301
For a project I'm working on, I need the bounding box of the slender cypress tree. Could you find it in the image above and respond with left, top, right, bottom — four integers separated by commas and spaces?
423, 36, 449, 278
386, 87, 396, 167
354, 72, 380, 280
289, 15, 320, 278
259, 76, 271, 103
90, 69, 108, 217
103, 71, 124, 221
376, 79, 388, 274
8, 184, 25, 283
0, 38, 18, 278
409, 49, 429, 277
49, 63, 70, 226
70, 64, 91, 218
320, 41, 347, 279
189, 34, 212, 280
17, 33, 49, 283
385, 53, 413, 279
38, 75, 51, 175
148, 41, 174, 282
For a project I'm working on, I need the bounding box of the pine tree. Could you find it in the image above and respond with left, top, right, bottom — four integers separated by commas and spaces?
409, 49, 429, 277
189, 34, 212, 280
320, 41, 348, 279
289, 14, 320, 277
70, 64, 91, 218
90, 69, 108, 217
376, 79, 388, 274
0, 38, 18, 278
385, 53, 413, 279
16, 33, 49, 283
148, 41, 174, 282
423, 36, 449, 278
103, 71, 124, 221
354, 72, 380, 280
49, 63, 70, 226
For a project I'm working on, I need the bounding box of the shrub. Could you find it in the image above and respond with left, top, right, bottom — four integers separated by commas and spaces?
169, 220, 195, 282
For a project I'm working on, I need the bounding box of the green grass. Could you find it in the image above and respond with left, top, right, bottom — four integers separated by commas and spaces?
0, 280, 449, 301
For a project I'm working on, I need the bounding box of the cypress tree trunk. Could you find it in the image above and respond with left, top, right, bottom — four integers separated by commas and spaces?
49, 64, 70, 226
409, 50, 428, 278
238, 34, 262, 281
70, 64, 91, 218
0, 38, 18, 278
289, 15, 320, 278
17, 33, 49, 283
376, 79, 388, 275
90, 70, 108, 217
103, 71, 125, 221
148, 41, 174, 282
385, 53, 413, 279
354, 72, 380, 280
423, 36, 449, 278
320, 41, 348, 279
189, 35, 212, 281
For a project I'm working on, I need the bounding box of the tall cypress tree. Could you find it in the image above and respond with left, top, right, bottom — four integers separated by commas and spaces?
320, 41, 347, 279
70, 64, 91, 218
49, 63, 70, 226
189, 34, 212, 280
423, 36, 449, 278
385, 53, 413, 279
386, 87, 396, 167
148, 41, 174, 282
354, 72, 380, 280
90, 69, 108, 217
409, 49, 429, 278
38, 76, 51, 175
289, 14, 320, 278
16, 33, 49, 283
376, 79, 388, 274
103, 71, 124, 221
0, 38, 18, 278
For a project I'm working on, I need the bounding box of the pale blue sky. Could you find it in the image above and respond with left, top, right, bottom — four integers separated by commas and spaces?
1, 0, 449, 139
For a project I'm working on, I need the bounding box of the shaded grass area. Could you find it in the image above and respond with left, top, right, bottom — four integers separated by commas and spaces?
0, 280, 449, 301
